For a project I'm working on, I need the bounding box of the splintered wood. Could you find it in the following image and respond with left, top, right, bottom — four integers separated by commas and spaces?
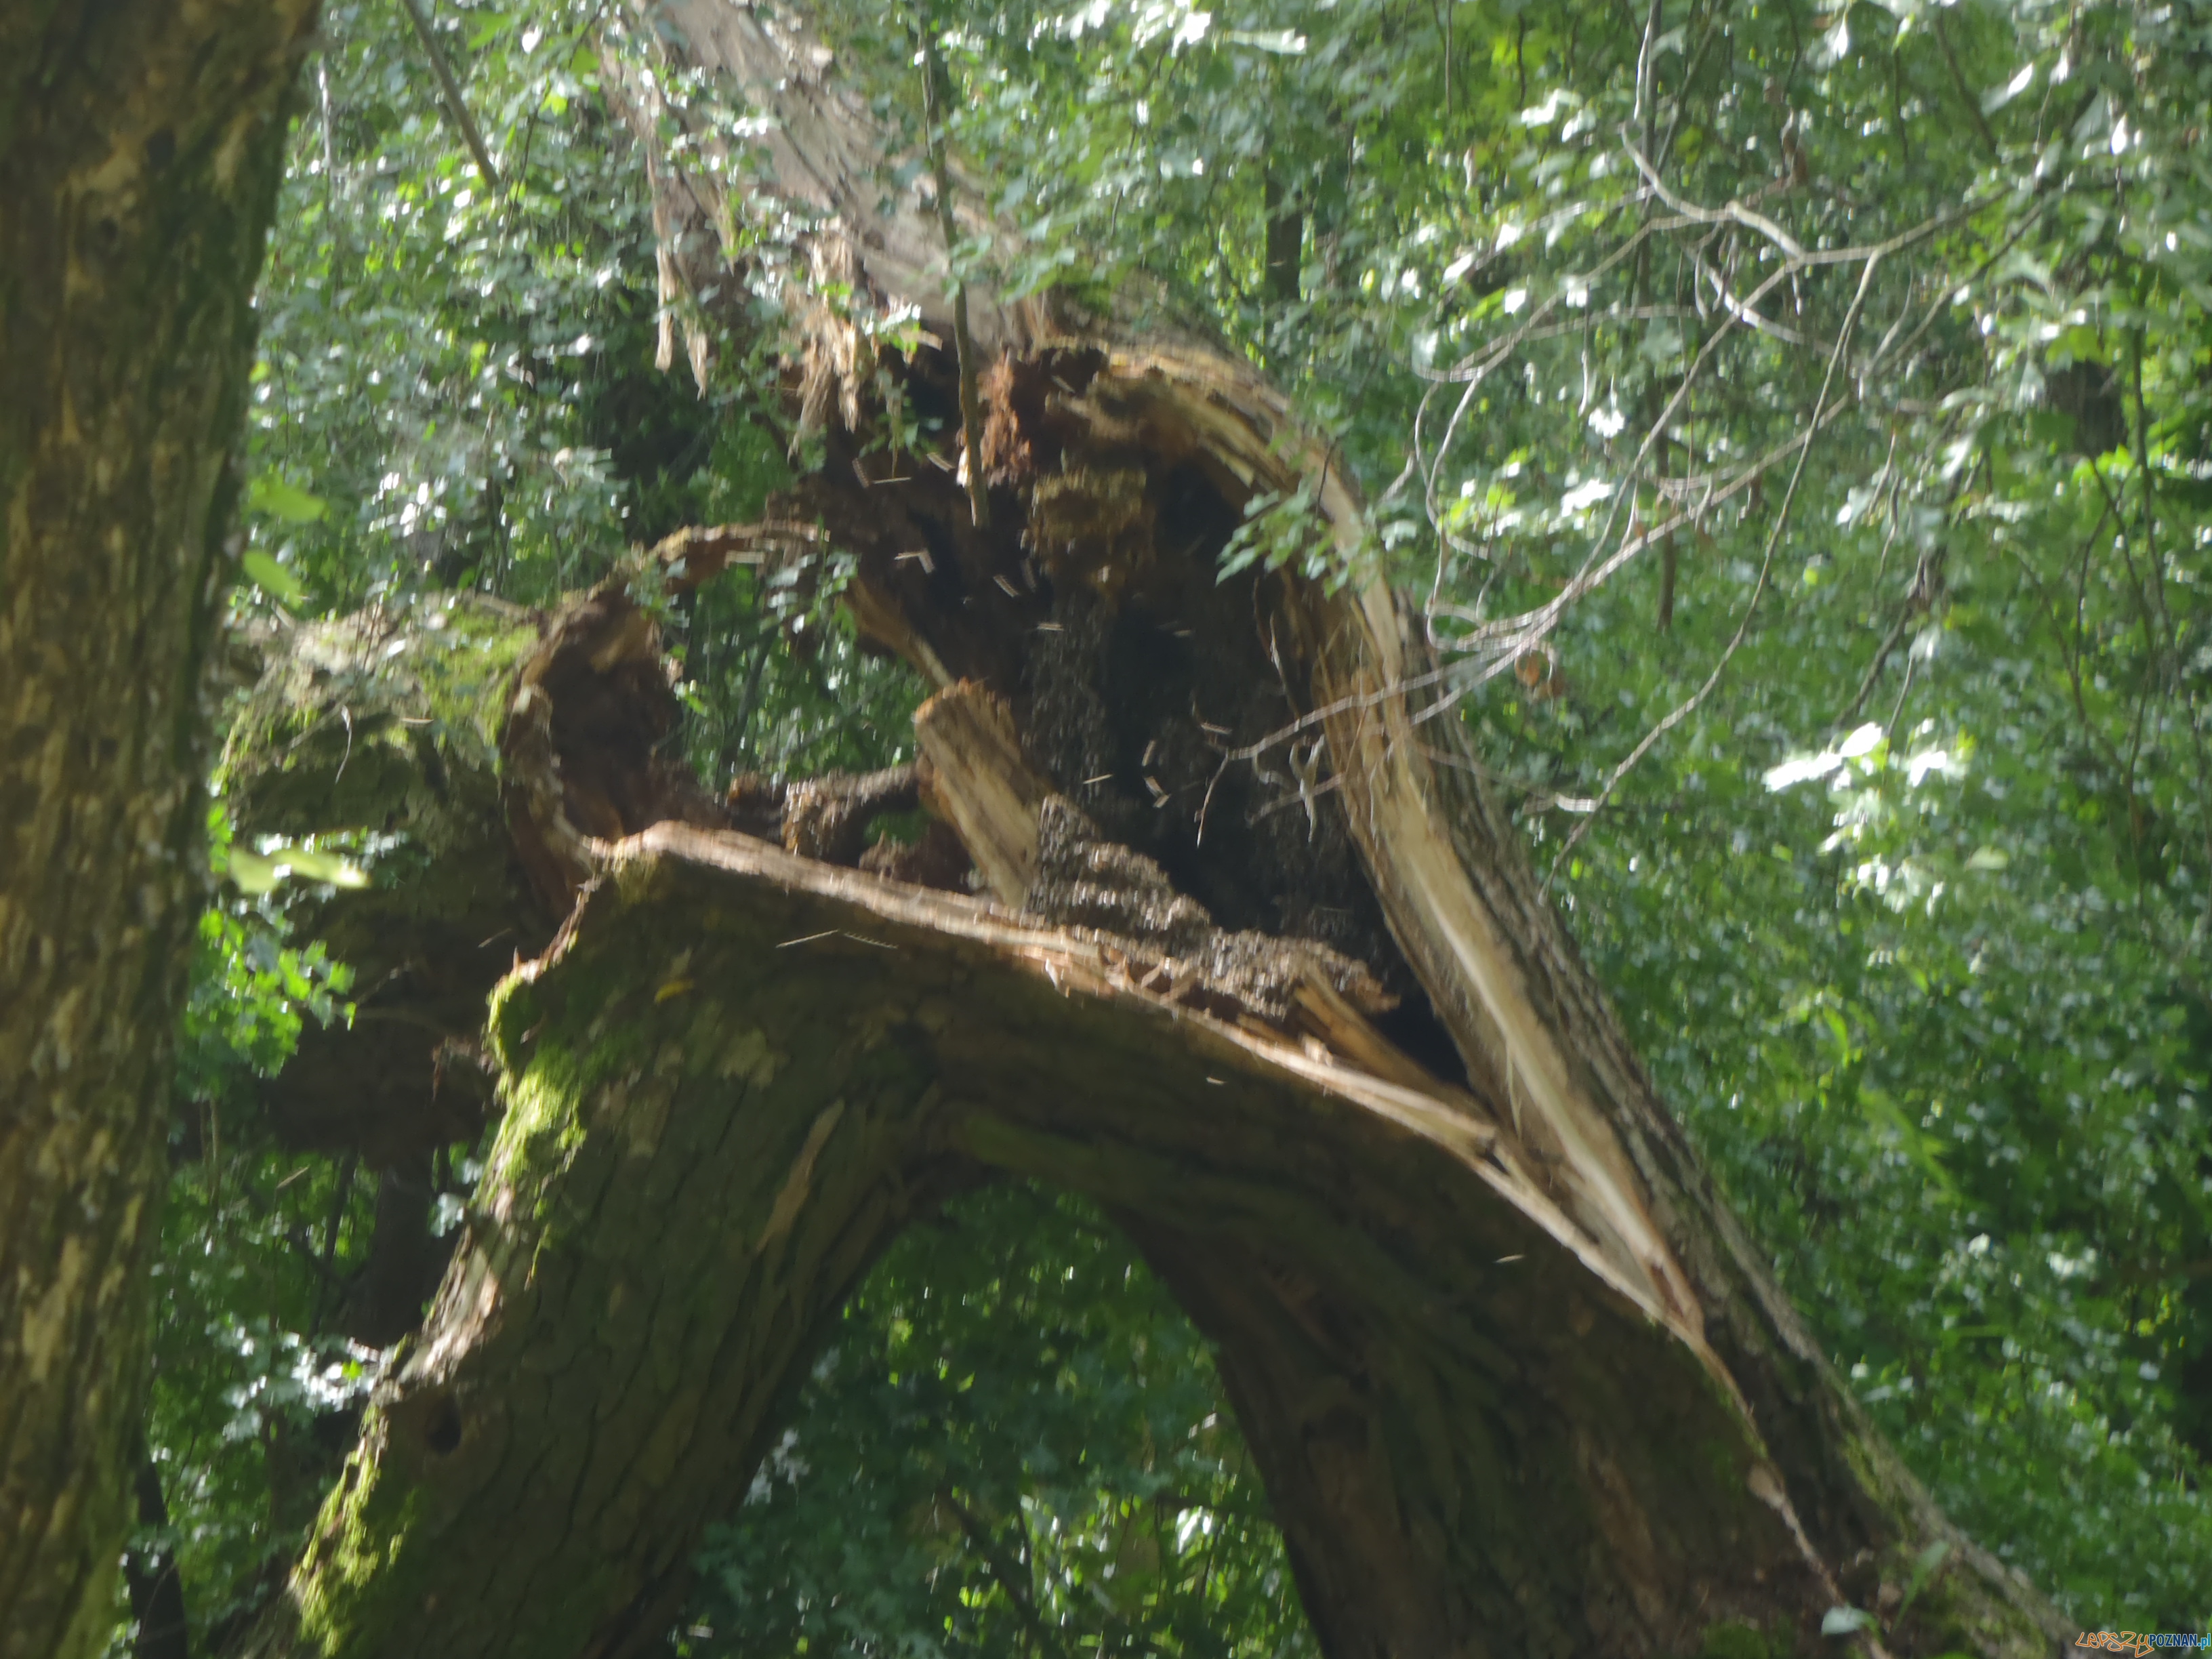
911, 678, 1462, 1100
913, 680, 1048, 909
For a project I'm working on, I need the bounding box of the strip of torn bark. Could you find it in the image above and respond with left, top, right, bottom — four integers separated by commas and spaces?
917, 20, 991, 531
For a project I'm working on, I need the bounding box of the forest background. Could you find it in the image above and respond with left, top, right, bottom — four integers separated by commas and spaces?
132, 0, 2211, 1650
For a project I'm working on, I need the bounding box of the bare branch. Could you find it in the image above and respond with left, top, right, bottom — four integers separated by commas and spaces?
394, 0, 502, 195
1545, 250, 1887, 880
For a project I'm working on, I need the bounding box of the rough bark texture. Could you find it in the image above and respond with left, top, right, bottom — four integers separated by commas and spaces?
251, 817, 1814, 1659
214, 585, 1805, 1653
0, 8, 316, 1656
201, 2, 2077, 1654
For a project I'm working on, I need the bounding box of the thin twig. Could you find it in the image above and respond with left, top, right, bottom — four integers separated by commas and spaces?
1547, 250, 1886, 882
1225, 161, 2043, 783
1931, 13, 2000, 159
394, 0, 501, 194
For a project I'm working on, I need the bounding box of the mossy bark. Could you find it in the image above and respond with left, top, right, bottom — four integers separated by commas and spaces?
609, 3, 2068, 1640
220, 596, 550, 1164
0, 7, 316, 1656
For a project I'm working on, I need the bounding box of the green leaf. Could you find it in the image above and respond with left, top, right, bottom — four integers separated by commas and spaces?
225, 844, 368, 893
1897, 1538, 1951, 1617
1221, 28, 1307, 54
246, 472, 327, 523
279, 848, 370, 888
223, 847, 281, 896
239, 550, 308, 606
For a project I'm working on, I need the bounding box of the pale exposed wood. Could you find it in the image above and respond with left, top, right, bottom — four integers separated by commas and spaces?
598, 9, 2070, 1643
911, 680, 1448, 1097
227, 558, 2068, 1654
1319, 579, 1704, 1329
842, 576, 954, 691
1286, 975, 1448, 1096
608, 0, 1063, 412
629, 823, 1532, 1244
912, 681, 1048, 908
1034, 342, 1706, 1339
645, 520, 819, 589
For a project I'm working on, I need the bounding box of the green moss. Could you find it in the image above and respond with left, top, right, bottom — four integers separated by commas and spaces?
495, 1060, 589, 1166
1698, 1620, 1776, 1659
292, 1443, 434, 1657
409, 598, 541, 755
219, 593, 538, 837
609, 846, 672, 908
479, 935, 680, 1232
485, 974, 541, 1076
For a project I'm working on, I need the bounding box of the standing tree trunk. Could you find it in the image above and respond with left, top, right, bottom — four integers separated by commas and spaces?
0, 7, 315, 1656
209, 3, 2076, 1656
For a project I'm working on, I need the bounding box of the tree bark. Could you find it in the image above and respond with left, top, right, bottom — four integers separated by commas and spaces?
212, 3, 2076, 1655
0, 7, 316, 1656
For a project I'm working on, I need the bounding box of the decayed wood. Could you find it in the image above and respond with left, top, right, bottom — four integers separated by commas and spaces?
0, 7, 318, 1656
1287, 973, 1443, 1094
195, 1, 2071, 1652
501, 586, 730, 907
914, 679, 1465, 1097
647, 519, 823, 590
615, 0, 1689, 1324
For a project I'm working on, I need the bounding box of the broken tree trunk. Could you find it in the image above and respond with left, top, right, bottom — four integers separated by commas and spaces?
0, 9, 317, 1658
218, 2, 2074, 1655
227, 572, 2063, 1659
608, 5, 2070, 1650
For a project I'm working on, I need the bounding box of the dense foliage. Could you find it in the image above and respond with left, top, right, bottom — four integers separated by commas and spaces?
134, 0, 2210, 1650
681, 1184, 1313, 1659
